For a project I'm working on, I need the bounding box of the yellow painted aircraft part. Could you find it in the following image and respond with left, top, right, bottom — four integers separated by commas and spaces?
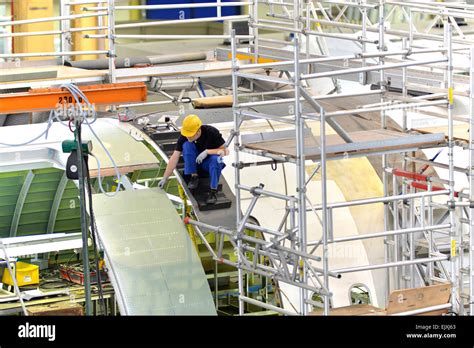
305, 121, 386, 306
72, 4, 100, 61
129, 0, 142, 21
419, 124, 469, 141
306, 120, 384, 234
13, 0, 54, 61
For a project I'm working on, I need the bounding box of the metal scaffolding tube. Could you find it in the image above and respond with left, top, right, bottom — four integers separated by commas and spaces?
237, 185, 295, 201
0, 51, 108, 58
0, 26, 108, 38
115, 15, 249, 29
306, 189, 451, 212
299, 85, 352, 143
241, 243, 336, 275
234, 72, 294, 85
404, 156, 469, 174
445, 21, 458, 314
236, 48, 445, 71
304, 30, 378, 44
0, 12, 107, 27
323, 224, 451, 244
185, 218, 288, 251
239, 148, 292, 163
107, 0, 117, 84
239, 296, 297, 315
314, 100, 448, 118
60, 0, 72, 65
391, 303, 452, 316
387, 0, 474, 11
301, 58, 448, 80
260, 0, 295, 6
308, 17, 474, 45
0, 243, 28, 316
257, 37, 291, 46
231, 30, 245, 316
409, 7, 474, 21
469, 47, 474, 315
333, 255, 448, 274
85, 34, 253, 40
84, 2, 251, 10
244, 223, 285, 237
239, 110, 296, 124
322, 0, 377, 9
236, 90, 383, 108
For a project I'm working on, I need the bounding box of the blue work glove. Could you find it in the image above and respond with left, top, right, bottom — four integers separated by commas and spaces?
196, 150, 208, 164
158, 177, 168, 189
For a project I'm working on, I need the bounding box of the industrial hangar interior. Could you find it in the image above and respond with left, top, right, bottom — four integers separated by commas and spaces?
0, 0, 473, 321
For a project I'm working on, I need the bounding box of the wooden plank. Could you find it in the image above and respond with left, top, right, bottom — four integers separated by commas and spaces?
386, 283, 451, 315
310, 304, 386, 316
244, 129, 445, 160
27, 301, 84, 316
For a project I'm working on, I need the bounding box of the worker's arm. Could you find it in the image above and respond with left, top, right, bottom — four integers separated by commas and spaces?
163, 150, 181, 179
158, 150, 181, 189
207, 145, 229, 157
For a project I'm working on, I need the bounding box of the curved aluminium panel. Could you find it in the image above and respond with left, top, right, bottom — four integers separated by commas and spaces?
92, 189, 216, 315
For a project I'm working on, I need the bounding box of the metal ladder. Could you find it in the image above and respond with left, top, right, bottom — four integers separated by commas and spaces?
0, 241, 28, 315
459, 205, 473, 315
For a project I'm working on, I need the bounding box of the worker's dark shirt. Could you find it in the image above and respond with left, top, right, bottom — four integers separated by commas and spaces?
176, 125, 225, 153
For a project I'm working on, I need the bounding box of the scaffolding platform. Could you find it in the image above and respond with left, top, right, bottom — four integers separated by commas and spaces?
242, 129, 446, 161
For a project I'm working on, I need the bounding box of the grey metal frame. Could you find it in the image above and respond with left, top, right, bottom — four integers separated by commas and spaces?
2, 0, 473, 317
214, 0, 469, 316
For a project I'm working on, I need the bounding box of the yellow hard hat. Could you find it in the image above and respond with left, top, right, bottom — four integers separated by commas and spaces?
181, 114, 202, 137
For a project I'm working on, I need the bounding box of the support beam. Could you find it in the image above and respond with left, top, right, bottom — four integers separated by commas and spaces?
47, 173, 68, 235
10, 171, 35, 238
0, 82, 147, 114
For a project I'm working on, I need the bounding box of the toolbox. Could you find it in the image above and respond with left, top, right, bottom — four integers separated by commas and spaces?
59, 263, 108, 286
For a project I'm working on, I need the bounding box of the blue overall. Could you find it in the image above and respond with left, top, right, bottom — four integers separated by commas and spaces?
182, 141, 225, 190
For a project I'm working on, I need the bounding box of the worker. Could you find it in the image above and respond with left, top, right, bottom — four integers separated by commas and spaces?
158, 114, 229, 205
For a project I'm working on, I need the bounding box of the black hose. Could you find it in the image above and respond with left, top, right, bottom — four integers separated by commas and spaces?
84, 153, 108, 316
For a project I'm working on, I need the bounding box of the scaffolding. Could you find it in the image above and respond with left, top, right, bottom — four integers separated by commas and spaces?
187, 0, 474, 316
0, 0, 252, 107
1, 0, 474, 316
